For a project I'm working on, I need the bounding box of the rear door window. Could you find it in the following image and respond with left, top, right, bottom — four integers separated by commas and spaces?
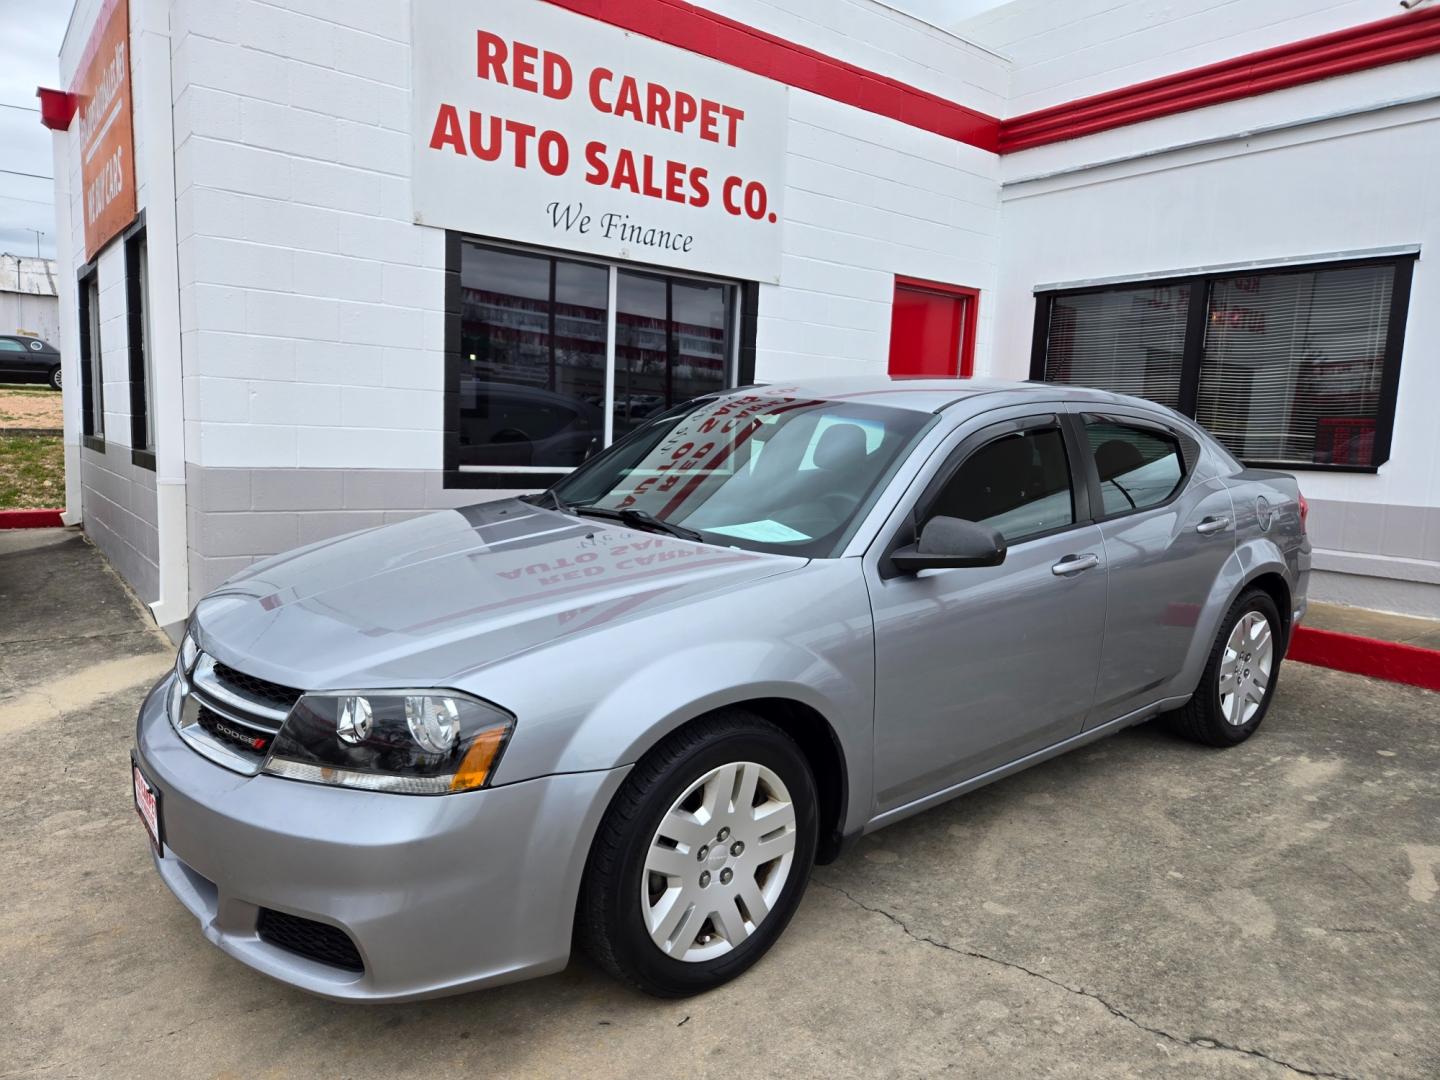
1083, 418, 1185, 516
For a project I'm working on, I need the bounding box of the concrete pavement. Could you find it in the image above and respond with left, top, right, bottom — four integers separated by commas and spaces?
2, 527, 1438, 1079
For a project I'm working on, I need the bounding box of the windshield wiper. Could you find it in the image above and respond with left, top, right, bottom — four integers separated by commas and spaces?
571, 505, 704, 542
621, 508, 704, 542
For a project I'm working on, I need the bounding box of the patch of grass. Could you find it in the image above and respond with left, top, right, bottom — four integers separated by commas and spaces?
0, 435, 65, 509
0, 384, 58, 397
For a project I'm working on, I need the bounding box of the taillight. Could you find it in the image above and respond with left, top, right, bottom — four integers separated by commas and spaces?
1297, 491, 1309, 532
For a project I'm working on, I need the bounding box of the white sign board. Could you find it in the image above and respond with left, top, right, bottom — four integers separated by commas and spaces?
411, 0, 789, 282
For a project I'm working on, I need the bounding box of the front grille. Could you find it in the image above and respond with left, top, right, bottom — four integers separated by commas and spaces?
196, 704, 277, 755
211, 660, 303, 712
172, 653, 300, 774
257, 908, 365, 972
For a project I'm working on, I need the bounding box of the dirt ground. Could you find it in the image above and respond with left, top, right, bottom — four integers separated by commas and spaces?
0, 383, 63, 429
2, 527, 1438, 1079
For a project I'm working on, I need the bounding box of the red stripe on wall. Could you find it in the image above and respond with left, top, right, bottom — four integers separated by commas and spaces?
999, 5, 1440, 152
1288, 626, 1440, 694
541, 0, 1002, 151
542, 1, 1440, 156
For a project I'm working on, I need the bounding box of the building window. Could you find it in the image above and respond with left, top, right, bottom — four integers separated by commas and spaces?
125, 225, 155, 468
78, 267, 104, 446
446, 238, 749, 484
1030, 255, 1415, 471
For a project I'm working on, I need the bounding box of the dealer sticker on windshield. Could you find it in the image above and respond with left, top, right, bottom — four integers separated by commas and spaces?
707, 519, 812, 543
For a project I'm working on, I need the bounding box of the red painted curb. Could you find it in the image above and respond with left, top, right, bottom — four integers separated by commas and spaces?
0, 508, 64, 529
1288, 625, 1440, 693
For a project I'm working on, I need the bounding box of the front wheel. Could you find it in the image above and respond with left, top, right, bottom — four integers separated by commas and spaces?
48, 366, 62, 391
1166, 588, 1282, 747
577, 710, 818, 997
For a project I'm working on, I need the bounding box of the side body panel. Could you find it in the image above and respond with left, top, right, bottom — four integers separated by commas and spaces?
862, 404, 1107, 814
477, 556, 879, 839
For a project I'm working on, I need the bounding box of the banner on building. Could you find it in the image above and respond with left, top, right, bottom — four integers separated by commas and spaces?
74, 0, 136, 261
412, 0, 789, 283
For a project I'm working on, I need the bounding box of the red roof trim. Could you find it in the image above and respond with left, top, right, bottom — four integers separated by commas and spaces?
540, 0, 1002, 152
546, 1, 1440, 157
999, 5, 1440, 152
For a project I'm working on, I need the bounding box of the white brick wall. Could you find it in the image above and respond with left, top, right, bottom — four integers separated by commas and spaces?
156, 0, 1007, 470
52, 0, 1439, 607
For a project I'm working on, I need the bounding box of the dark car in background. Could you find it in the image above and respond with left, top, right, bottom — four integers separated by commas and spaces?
0, 336, 62, 390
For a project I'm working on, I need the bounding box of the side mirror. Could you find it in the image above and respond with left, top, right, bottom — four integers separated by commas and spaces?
892, 515, 1007, 573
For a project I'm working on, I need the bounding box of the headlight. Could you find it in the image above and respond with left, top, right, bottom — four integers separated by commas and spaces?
175, 628, 199, 684
262, 691, 513, 795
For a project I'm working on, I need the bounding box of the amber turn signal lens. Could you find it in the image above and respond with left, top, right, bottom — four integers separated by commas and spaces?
449, 724, 509, 791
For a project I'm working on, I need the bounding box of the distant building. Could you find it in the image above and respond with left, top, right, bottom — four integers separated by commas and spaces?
0, 253, 60, 345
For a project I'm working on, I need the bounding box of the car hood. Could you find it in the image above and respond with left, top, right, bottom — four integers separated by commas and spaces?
192, 499, 805, 689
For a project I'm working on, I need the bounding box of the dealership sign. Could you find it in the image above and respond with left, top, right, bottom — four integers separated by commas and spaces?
73, 0, 136, 260
411, 0, 789, 282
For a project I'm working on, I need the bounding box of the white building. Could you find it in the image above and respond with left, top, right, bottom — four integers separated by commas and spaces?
0, 253, 60, 344
42, 0, 1440, 628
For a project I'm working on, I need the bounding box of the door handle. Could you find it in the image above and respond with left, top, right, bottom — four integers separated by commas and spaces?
1196, 515, 1231, 535
1052, 553, 1100, 576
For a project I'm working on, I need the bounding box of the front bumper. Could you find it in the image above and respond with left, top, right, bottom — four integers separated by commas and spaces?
135, 675, 629, 1002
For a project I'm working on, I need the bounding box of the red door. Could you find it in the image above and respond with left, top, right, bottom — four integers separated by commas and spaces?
888, 276, 979, 377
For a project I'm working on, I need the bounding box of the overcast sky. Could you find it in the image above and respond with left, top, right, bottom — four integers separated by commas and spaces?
0, 0, 70, 260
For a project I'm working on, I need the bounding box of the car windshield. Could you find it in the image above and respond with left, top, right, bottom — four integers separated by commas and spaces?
550, 391, 934, 557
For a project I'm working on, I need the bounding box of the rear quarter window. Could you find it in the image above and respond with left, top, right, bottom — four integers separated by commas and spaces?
1084, 418, 1186, 516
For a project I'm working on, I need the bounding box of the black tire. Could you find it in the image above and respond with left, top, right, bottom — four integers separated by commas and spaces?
1166, 588, 1283, 747
48, 366, 62, 391
576, 709, 818, 997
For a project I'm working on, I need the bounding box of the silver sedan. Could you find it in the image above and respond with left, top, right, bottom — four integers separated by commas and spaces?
132, 377, 1310, 1000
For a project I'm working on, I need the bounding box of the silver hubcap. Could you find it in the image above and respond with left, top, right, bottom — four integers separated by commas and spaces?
642, 761, 797, 963
1220, 610, 1274, 726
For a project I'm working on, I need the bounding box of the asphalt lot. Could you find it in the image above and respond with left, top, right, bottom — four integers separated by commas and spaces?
3, 527, 1438, 1079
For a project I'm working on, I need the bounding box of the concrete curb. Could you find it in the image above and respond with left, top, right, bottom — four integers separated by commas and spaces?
1289, 625, 1440, 692
0, 509, 65, 529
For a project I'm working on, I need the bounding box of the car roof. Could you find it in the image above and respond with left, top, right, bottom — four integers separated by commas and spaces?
714, 376, 1155, 415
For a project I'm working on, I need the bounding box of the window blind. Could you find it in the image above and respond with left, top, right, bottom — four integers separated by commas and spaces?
1195, 265, 1394, 467
1032, 255, 1411, 471
1041, 284, 1190, 409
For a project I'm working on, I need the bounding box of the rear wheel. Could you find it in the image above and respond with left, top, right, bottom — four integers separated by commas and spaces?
48, 366, 62, 391
577, 710, 818, 997
1166, 588, 1282, 747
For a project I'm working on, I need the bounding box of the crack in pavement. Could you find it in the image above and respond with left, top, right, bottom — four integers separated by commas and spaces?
812, 879, 1359, 1080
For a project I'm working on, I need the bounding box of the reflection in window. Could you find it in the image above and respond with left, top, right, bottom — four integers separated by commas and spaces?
458, 243, 606, 467
457, 242, 735, 468
933, 428, 1074, 543
1084, 419, 1183, 516
615, 272, 731, 441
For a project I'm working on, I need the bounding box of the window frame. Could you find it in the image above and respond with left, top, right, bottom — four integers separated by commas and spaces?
1068, 411, 1194, 525
1029, 253, 1417, 473
918, 413, 1092, 545
442, 233, 758, 489
123, 215, 155, 470
77, 261, 104, 451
